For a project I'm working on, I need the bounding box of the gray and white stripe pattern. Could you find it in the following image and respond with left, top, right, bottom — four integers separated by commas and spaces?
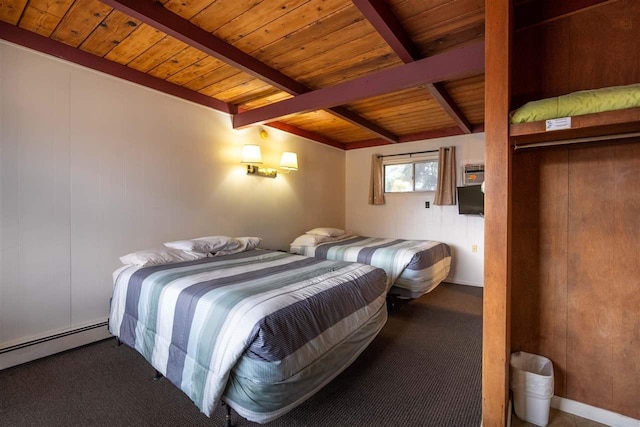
109, 249, 388, 421
298, 236, 452, 298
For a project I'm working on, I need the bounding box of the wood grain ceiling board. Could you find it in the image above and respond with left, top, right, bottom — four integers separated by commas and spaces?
281, 110, 377, 142
207, 0, 314, 45
250, 4, 359, 66
352, 95, 458, 135
0, 0, 27, 25
284, 40, 399, 88
273, 14, 397, 90
391, 0, 485, 57
198, 71, 268, 99
418, 24, 485, 58
182, 62, 244, 92
213, 80, 277, 106
147, 45, 208, 79
392, 0, 484, 38
50, 0, 113, 47
103, 23, 165, 64
189, 0, 273, 34
162, 0, 211, 20
17, 0, 73, 37
189, 0, 347, 51
0, 0, 489, 148
79, 9, 140, 57
400, 0, 484, 36
126, 36, 190, 73
267, 17, 377, 73
166, 56, 226, 86
445, 75, 486, 124
351, 96, 446, 125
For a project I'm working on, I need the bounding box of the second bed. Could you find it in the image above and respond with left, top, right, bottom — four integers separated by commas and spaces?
290, 234, 452, 299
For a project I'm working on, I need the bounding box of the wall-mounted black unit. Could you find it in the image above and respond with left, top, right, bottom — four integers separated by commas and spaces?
457, 185, 484, 216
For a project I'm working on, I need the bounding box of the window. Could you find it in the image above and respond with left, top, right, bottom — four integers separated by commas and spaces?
383, 155, 438, 193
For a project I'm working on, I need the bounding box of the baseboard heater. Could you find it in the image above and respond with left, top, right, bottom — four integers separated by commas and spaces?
0, 321, 112, 370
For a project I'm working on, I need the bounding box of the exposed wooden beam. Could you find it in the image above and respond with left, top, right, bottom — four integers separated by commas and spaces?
515, 0, 616, 31
353, 0, 472, 133
0, 21, 234, 114
352, 0, 420, 62
101, 0, 306, 94
233, 41, 484, 129
326, 106, 398, 143
427, 82, 472, 134
100, 0, 399, 143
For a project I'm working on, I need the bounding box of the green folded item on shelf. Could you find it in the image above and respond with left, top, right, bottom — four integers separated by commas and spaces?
510, 83, 640, 124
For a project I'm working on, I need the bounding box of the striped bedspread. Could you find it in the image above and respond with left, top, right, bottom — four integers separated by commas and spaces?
295, 236, 452, 298
108, 249, 387, 422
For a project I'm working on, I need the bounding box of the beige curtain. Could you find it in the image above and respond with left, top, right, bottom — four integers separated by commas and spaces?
434, 146, 456, 205
368, 154, 385, 205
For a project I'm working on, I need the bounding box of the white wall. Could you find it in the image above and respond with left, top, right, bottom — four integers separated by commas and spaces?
345, 134, 485, 286
0, 41, 345, 352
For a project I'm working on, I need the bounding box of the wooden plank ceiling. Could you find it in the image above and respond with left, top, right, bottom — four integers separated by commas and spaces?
1, 0, 486, 150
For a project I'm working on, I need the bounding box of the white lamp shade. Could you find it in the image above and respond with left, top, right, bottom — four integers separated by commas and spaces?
279, 152, 298, 170
241, 144, 263, 164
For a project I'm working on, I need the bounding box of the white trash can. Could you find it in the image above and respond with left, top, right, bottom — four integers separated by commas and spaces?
510, 351, 554, 426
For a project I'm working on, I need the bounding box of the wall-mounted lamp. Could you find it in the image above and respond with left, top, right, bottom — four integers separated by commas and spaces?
241, 144, 277, 178
279, 152, 298, 172
241, 144, 263, 164
241, 145, 298, 178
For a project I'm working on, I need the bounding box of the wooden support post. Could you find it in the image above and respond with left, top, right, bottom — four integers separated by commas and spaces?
483, 0, 513, 426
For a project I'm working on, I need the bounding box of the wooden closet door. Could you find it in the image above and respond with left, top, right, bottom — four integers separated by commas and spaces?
567, 143, 640, 417
512, 142, 640, 419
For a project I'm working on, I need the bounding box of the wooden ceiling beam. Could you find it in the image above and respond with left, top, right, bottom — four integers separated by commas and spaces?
100, 0, 399, 143
426, 82, 473, 134
233, 41, 484, 129
101, 0, 307, 94
0, 21, 234, 114
353, 0, 472, 134
352, 0, 420, 63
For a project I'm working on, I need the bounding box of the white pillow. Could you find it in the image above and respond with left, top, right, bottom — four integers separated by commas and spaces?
164, 236, 237, 253
215, 237, 262, 256
237, 236, 262, 250
305, 227, 345, 237
291, 234, 334, 246
120, 247, 206, 267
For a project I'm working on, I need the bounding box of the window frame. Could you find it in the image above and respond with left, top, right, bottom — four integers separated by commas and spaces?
382, 153, 439, 194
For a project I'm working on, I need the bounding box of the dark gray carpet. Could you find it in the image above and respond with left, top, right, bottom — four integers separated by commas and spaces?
0, 283, 482, 427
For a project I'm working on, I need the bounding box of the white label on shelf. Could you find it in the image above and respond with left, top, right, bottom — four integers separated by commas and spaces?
546, 117, 572, 131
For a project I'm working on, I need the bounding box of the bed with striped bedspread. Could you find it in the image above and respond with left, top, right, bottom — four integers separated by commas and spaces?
291, 236, 452, 299
108, 249, 388, 424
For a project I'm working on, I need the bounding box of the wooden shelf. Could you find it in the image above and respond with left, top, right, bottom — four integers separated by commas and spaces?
509, 107, 640, 146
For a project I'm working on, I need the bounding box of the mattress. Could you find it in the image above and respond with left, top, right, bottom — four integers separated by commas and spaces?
108, 249, 388, 423
291, 236, 452, 299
